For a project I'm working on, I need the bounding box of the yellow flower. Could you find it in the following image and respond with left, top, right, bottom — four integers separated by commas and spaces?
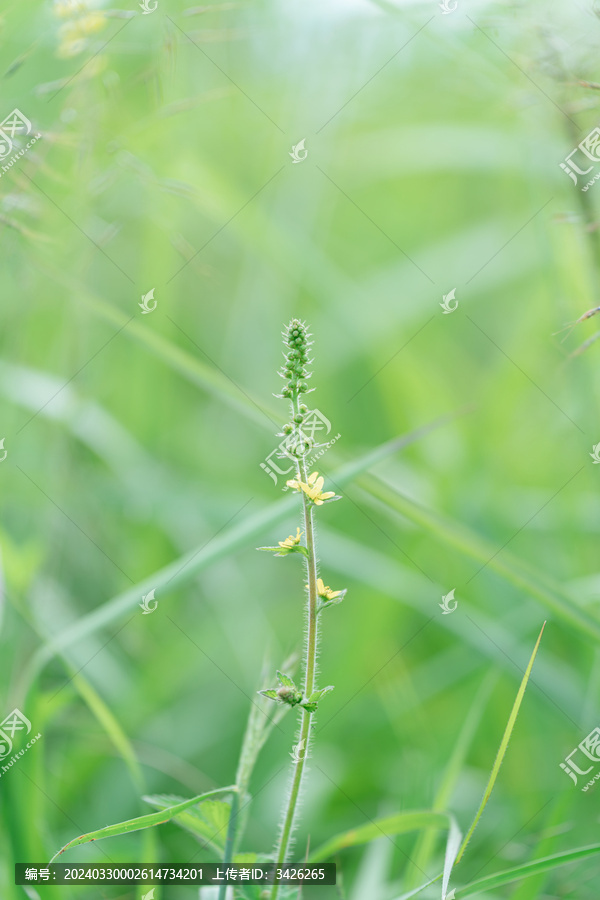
315, 578, 343, 601
54, 0, 89, 18
286, 471, 336, 505
278, 528, 303, 549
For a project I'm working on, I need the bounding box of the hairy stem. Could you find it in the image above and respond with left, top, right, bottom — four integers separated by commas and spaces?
270, 408, 320, 898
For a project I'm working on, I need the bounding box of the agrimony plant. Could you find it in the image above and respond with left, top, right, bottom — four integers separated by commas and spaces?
258, 319, 345, 897
49, 321, 564, 900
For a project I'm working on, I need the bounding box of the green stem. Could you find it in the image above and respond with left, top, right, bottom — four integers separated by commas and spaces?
270, 402, 320, 899
218, 789, 240, 900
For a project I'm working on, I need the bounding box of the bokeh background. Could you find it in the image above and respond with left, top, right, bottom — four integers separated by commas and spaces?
2, 0, 600, 897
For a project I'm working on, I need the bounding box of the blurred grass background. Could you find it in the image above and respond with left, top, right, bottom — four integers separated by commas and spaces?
2, 0, 600, 897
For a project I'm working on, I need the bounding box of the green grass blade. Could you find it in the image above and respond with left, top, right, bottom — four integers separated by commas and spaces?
406, 673, 498, 889
70, 671, 145, 793
454, 623, 546, 864
142, 794, 231, 853
40, 271, 280, 430
508, 795, 573, 900
219, 789, 240, 900
453, 843, 600, 897
26, 425, 452, 681
309, 811, 452, 863
359, 475, 600, 643
49, 786, 237, 862
441, 816, 462, 900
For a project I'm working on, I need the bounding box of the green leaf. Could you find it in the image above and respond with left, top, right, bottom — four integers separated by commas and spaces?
309, 811, 453, 863
308, 686, 334, 702
455, 622, 546, 864
237, 655, 297, 797
277, 671, 297, 689
451, 843, 600, 897
257, 544, 309, 558
258, 689, 279, 701
317, 591, 346, 613
49, 786, 237, 862
441, 816, 462, 900
143, 795, 231, 853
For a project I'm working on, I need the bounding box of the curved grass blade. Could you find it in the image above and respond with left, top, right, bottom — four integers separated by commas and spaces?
309, 811, 453, 863
143, 794, 231, 853
441, 816, 462, 900
359, 474, 600, 644
452, 843, 600, 897
454, 622, 546, 864
50, 786, 237, 862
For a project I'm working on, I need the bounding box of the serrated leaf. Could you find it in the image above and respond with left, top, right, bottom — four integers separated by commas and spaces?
276, 671, 296, 689
257, 544, 308, 559
258, 689, 279, 701
308, 686, 334, 702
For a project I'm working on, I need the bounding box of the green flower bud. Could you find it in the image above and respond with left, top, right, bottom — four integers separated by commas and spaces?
276, 685, 302, 705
